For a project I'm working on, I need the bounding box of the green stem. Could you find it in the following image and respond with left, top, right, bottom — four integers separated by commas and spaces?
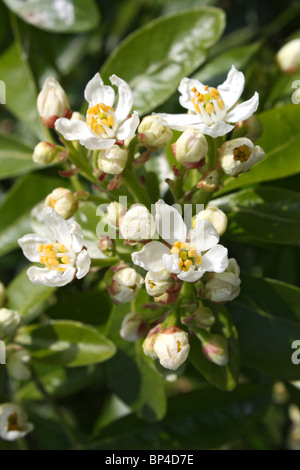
62, 139, 95, 183
122, 170, 152, 208
91, 257, 120, 268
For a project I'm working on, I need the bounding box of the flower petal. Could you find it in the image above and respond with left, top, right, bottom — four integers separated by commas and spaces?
55, 118, 91, 141
69, 221, 84, 252
132, 241, 169, 272
154, 113, 202, 131
84, 73, 115, 107
194, 121, 234, 137
42, 207, 72, 247
201, 244, 228, 273
190, 219, 219, 252
178, 77, 206, 111
177, 267, 204, 282
155, 200, 187, 245
110, 74, 133, 121
80, 137, 116, 151
116, 111, 140, 140
18, 234, 50, 262
217, 66, 245, 109
27, 266, 76, 287
76, 249, 91, 279
162, 253, 180, 274
226, 92, 259, 123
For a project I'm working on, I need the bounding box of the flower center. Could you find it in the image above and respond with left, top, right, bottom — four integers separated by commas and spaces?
86, 102, 115, 136
233, 144, 251, 162
170, 241, 202, 272
191, 85, 225, 118
7, 413, 23, 432
39, 243, 73, 272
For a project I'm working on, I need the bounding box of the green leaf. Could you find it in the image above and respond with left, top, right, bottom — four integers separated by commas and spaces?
218, 105, 300, 194
89, 385, 270, 450
189, 305, 239, 391
104, 304, 167, 422
0, 43, 43, 139
228, 274, 300, 380
213, 187, 300, 245
3, 0, 100, 33
6, 267, 55, 321
15, 320, 116, 367
0, 171, 69, 257
0, 133, 41, 180
101, 7, 225, 114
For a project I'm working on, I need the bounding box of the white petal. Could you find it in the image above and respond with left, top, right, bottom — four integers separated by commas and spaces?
55, 118, 91, 141
162, 253, 180, 274
177, 267, 203, 282
42, 208, 72, 247
226, 92, 259, 123
69, 221, 84, 252
18, 234, 50, 262
242, 145, 265, 172
116, 111, 140, 140
190, 219, 219, 252
194, 121, 234, 137
80, 137, 115, 151
27, 266, 76, 287
154, 113, 203, 131
131, 241, 169, 272
155, 200, 187, 245
110, 75, 133, 121
84, 73, 115, 107
178, 77, 206, 111
201, 245, 228, 273
217, 66, 245, 109
76, 249, 91, 279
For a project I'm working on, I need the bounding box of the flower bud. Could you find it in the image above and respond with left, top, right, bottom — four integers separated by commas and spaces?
201, 334, 228, 366
120, 313, 148, 342
7, 349, 31, 381
0, 309, 22, 339
287, 425, 300, 451
142, 325, 163, 359
182, 306, 215, 329
109, 267, 144, 304
45, 187, 78, 219
98, 145, 128, 175
32, 142, 61, 165
106, 201, 126, 227
98, 237, 115, 256
145, 269, 173, 297
276, 38, 300, 73
0, 403, 34, 441
120, 205, 156, 241
37, 77, 71, 128
172, 128, 208, 168
193, 206, 228, 236
153, 326, 190, 370
138, 115, 173, 148
70, 112, 85, 122
219, 137, 265, 177
0, 282, 6, 308
197, 170, 221, 192
205, 258, 241, 303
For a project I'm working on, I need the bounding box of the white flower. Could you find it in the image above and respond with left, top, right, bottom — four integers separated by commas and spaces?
0, 283, 6, 308
276, 38, 300, 72
205, 258, 241, 303
109, 267, 144, 304
153, 326, 190, 370
120, 313, 147, 342
45, 187, 78, 219
138, 115, 173, 148
155, 66, 259, 138
0, 403, 34, 441
98, 145, 128, 175
0, 309, 22, 339
172, 128, 208, 168
193, 206, 228, 237
145, 269, 173, 297
37, 77, 71, 128
132, 200, 228, 282
7, 350, 31, 381
120, 205, 156, 241
18, 208, 91, 287
219, 137, 265, 176
55, 73, 139, 150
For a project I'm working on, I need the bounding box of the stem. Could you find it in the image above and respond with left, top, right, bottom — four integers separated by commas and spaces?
122, 170, 152, 208
91, 257, 120, 268
62, 139, 95, 183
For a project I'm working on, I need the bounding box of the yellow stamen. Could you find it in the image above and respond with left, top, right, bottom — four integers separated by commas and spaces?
47, 259, 59, 268
179, 251, 188, 260
174, 241, 181, 248
177, 341, 182, 352
206, 103, 215, 114
61, 256, 70, 265
191, 87, 197, 93
38, 244, 44, 253
204, 85, 209, 91
218, 99, 225, 110
7, 413, 23, 432
184, 259, 193, 270
233, 144, 252, 162
178, 259, 184, 268
87, 102, 115, 136
59, 244, 67, 253
171, 246, 180, 255
188, 249, 197, 257
196, 256, 202, 265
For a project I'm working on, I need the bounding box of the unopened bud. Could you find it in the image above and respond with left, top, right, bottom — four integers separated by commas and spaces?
37, 77, 71, 128
276, 38, 300, 73
109, 267, 144, 304
182, 306, 215, 329
193, 206, 228, 236
33, 142, 61, 165
120, 205, 156, 241
145, 269, 173, 297
0, 403, 34, 441
0, 282, 6, 308
205, 258, 241, 303
201, 334, 228, 366
154, 326, 190, 370
98, 237, 115, 256
197, 170, 220, 192
142, 325, 163, 359
45, 187, 78, 219
138, 116, 173, 148
98, 145, 128, 175
219, 137, 265, 177
7, 349, 31, 381
106, 201, 126, 227
120, 313, 148, 342
0, 309, 22, 339
172, 128, 208, 168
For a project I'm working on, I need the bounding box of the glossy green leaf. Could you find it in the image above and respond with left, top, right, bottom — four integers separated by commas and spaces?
218, 105, 300, 194
213, 187, 300, 245
189, 305, 239, 391
3, 0, 100, 33
104, 304, 167, 422
101, 7, 225, 114
0, 43, 44, 139
0, 133, 41, 180
16, 320, 116, 367
228, 275, 300, 380
89, 385, 270, 450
